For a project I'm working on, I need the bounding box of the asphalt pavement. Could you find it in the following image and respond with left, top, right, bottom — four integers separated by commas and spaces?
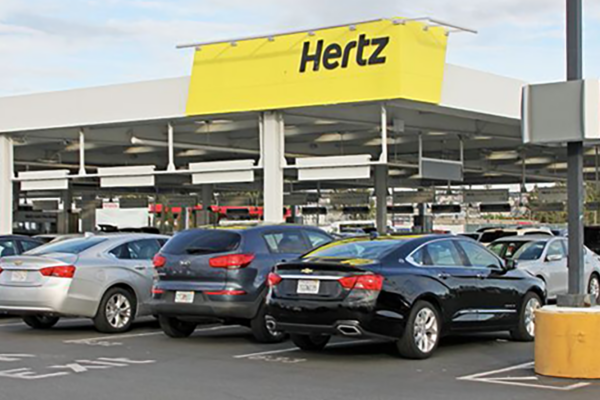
0, 317, 598, 400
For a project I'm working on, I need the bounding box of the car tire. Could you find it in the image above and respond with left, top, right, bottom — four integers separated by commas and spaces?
588, 274, 600, 304
23, 315, 60, 329
93, 287, 136, 334
291, 334, 330, 351
510, 292, 542, 342
158, 316, 197, 338
396, 300, 441, 360
250, 307, 287, 344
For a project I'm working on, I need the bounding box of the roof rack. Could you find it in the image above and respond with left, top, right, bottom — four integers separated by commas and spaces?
176, 16, 477, 50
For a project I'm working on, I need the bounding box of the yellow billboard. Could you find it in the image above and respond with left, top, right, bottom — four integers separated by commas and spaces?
186, 19, 448, 116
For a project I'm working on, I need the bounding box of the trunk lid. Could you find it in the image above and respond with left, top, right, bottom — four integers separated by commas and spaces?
0, 254, 78, 287
272, 257, 380, 301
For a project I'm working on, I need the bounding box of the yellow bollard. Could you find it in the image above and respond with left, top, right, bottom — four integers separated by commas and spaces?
535, 305, 600, 379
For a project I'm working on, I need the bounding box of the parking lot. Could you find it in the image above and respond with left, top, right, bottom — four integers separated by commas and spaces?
0, 317, 597, 400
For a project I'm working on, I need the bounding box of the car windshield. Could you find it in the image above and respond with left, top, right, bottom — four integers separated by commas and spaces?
161, 230, 241, 255
26, 237, 108, 255
304, 240, 400, 260
488, 240, 529, 259
512, 241, 547, 261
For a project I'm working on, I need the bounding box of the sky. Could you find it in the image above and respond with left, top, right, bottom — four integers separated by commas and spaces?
1, 0, 600, 96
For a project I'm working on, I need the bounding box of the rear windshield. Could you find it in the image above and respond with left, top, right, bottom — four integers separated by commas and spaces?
161, 230, 241, 255
513, 241, 547, 261
27, 237, 107, 255
305, 240, 400, 260
479, 231, 516, 243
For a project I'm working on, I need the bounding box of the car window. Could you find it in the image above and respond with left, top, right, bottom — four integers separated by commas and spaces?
458, 240, 502, 269
479, 231, 516, 244
264, 230, 309, 254
110, 239, 161, 260
524, 231, 551, 236
489, 241, 528, 259
304, 230, 332, 249
27, 237, 107, 255
546, 240, 566, 258
20, 240, 42, 253
421, 240, 463, 267
513, 241, 546, 261
306, 240, 400, 260
161, 230, 241, 255
0, 240, 17, 257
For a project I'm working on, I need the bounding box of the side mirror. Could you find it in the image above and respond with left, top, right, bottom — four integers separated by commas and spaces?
505, 259, 516, 270
546, 254, 563, 262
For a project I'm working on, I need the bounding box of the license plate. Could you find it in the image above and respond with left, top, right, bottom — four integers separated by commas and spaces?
297, 279, 320, 295
11, 271, 28, 282
174, 291, 195, 303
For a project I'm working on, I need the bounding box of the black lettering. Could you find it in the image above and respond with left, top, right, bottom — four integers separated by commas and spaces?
299, 40, 324, 73
369, 37, 389, 65
356, 34, 370, 66
323, 43, 342, 70
341, 41, 357, 68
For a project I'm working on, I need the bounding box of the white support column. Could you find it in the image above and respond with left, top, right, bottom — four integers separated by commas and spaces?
375, 165, 389, 235
167, 122, 176, 172
261, 111, 285, 223
0, 135, 13, 234
79, 128, 86, 176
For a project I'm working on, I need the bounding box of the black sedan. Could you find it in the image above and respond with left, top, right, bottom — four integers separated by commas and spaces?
266, 235, 546, 359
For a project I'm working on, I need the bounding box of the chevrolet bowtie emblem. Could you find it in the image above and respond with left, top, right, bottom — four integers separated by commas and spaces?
301, 268, 314, 274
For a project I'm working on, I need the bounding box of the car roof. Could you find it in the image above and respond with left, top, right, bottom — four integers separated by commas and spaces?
192, 224, 328, 233
491, 234, 556, 243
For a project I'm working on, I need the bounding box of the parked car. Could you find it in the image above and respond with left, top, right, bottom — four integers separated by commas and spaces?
489, 235, 600, 301
151, 225, 333, 342
0, 235, 44, 256
0, 234, 168, 333
266, 235, 545, 359
477, 227, 553, 246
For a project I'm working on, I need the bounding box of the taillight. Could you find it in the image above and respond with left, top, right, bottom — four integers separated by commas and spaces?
209, 254, 255, 269
267, 272, 282, 287
339, 274, 384, 291
40, 266, 76, 279
153, 254, 166, 268
205, 290, 246, 296
152, 288, 164, 295
0, 267, 3, 275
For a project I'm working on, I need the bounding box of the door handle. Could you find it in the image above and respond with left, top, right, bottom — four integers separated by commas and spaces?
476, 273, 486, 279
437, 273, 450, 279
134, 266, 146, 271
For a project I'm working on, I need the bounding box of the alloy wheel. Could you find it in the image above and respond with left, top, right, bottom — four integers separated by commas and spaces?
524, 297, 541, 337
589, 276, 600, 303
413, 307, 439, 354
105, 293, 132, 329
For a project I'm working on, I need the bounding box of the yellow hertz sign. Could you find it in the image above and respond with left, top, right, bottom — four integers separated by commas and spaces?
186, 19, 448, 116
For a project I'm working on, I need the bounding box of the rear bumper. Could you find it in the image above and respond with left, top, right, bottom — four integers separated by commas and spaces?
150, 290, 263, 321
266, 298, 406, 339
0, 279, 95, 317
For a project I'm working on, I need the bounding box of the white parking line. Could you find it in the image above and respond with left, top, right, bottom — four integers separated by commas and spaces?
458, 361, 592, 391
234, 339, 372, 359
64, 325, 241, 344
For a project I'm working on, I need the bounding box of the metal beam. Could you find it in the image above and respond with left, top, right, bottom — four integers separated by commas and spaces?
565, 0, 586, 302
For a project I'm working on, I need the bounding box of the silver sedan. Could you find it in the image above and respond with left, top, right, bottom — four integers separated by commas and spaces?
489, 235, 600, 301
0, 234, 168, 333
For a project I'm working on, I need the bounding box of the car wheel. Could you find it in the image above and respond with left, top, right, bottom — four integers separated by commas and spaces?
23, 315, 60, 329
250, 307, 287, 343
158, 316, 197, 338
93, 287, 136, 333
510, 292, 542, 342
396, 300, 441, 359
588, 274, 600, 304
291, 334, 330, 351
